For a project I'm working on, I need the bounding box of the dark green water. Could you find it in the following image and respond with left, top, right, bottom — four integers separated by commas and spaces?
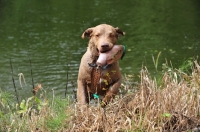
0, 0, 200, 97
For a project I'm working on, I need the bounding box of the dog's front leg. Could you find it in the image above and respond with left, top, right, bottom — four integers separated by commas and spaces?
102, 78, 122, 106
77, 80, 88, 104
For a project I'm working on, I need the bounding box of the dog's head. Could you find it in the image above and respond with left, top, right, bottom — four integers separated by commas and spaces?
82, 24, 125, 53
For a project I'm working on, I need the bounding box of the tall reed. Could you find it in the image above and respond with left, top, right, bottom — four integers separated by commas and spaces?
69, 61, 200, 131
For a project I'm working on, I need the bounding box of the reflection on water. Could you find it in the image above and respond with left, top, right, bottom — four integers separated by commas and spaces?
0, 0, 200, 98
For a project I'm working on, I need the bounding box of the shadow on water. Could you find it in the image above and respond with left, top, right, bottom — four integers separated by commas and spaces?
0, 0, 200, 98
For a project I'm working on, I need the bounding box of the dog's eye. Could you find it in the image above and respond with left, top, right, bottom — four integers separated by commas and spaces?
109, 33, 115, 38
95, 34, 100, 37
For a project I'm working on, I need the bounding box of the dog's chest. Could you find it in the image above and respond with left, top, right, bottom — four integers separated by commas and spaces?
87, 66, 118, 94
92, 65, 118, 86
99, 68, 117, 83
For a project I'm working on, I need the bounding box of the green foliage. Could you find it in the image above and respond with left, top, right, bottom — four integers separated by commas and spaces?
0, 90, 15, 119
0, 90, 15, 131
46, 112, 66, 131
0, 88, 71, 131
46, 98, 70, 131
18, 99, 28, 114
0, 90, 14, 107
34, 96, 48, 110
162, 113, 171, 118
178, 57, 193, 73
17, 96, 48, 115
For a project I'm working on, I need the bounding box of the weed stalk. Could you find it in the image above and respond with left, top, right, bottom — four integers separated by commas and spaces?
65, 70, 68, 98
10, 59, 19, 105
29, 59, 35, 90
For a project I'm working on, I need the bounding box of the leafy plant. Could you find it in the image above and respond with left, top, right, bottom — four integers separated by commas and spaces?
17, 96, 48, 115
18, 99, 28, 114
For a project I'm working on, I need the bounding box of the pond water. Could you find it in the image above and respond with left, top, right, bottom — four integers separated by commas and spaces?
0, 0, 200, 98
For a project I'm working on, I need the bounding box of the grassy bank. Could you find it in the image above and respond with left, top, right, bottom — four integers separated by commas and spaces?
1, 60, 200, 131
0, 90, 72, 131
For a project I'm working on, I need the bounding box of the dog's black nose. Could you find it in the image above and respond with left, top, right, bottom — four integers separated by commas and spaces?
101, 43, 109, 48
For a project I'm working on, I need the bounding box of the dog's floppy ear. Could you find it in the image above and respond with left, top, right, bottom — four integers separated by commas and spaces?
81, 28, 93, 39
115, 27, 125, 38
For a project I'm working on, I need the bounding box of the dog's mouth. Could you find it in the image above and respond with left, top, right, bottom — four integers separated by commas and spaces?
96, 48, 110, 54
95, 45, 125, 67
97, 45, 114, 54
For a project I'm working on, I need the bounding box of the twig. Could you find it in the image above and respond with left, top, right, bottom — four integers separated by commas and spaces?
65, 70, 68, 98
29, 59, 35, 90
71, 81, 77, 101
65, 52, 70, 98
52, 88, 55, 106
71, 81, 76, 91
10, 59, 19, 105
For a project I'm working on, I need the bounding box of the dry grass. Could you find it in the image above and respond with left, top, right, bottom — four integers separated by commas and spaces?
1, 61, 200, 131
67, 61, 200, 132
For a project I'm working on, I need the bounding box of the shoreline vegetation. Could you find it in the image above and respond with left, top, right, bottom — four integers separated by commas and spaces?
1, 60, 200, 131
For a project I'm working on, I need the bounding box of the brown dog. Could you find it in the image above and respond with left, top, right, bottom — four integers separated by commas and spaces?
77, 24, 125, 106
